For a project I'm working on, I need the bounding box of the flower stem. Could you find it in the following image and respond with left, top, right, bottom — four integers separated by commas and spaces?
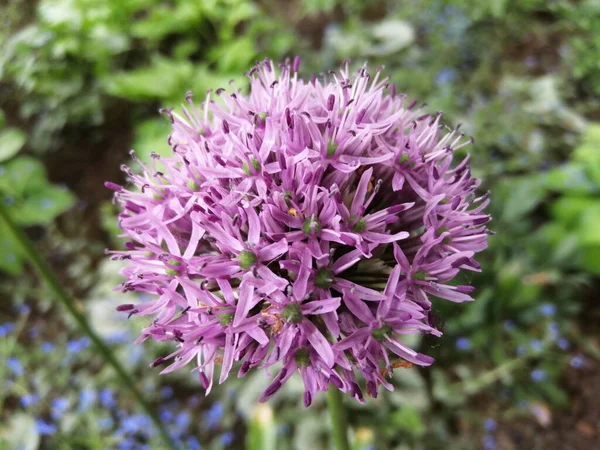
326, 387, 350, 450
0, 204, 178, 450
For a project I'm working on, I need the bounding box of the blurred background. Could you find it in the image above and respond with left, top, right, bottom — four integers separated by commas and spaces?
1, 0, 599, 449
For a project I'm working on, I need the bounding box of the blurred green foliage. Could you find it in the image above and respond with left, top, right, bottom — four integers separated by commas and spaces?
0, 109, 75, 274
1, 0, 599, 449
545, 124, 600, 273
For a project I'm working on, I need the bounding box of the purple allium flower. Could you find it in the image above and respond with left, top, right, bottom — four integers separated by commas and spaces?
107, 58, 490, 404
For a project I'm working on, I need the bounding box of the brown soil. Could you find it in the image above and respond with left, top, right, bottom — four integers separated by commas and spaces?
492, 352, 600, 450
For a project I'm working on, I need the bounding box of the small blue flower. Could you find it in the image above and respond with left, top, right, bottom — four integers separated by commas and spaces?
503, 320, 515, 331
529, 339, 543, 352
483, 418, 497, 432
539, 303, 556, 317
41, 342, 55, 353
20, 394, 40, 408
7, 357, 24, 376
530, 369, 547, 382
97, 417, 114, 430
17, 304, 31, 314
187, 394, 200, 408
36, 419, 57, 435
0, 323, 16, 336
187, 436, 202, 450
67, 337, 90, 354
435, 68, 457, 85
128, 345, 144, 366
557, 338, 569, 350
51, 397, 70, 420
52, 397, 70, 410
516, 345, 527, 356
455, 337, 472, 351
28, 326, 41, 338
277, 424, 291, 435
174, 411, 190, 431
220, 431, 234, 447
106, 330, 129, 344
227, 387, 238, 400
117, 438, 137, 450
79, 388, 97, 412
204, 402, 224, 430
548, 321, 559, 333
122, 414, 151, 434
159, 409, 173, 423
100, 388, 116, 408
570, 354, 585, 369
518, 400, 529, 409
160, 386, 174, 399
483, 434, 496, 450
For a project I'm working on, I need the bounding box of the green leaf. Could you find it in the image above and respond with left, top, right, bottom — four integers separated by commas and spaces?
432, 369, 466, 407
581, 123, 600, 146
536, 381, 569, 408
0, 156, 75, 225
573, 143, 600, 186
131, 3, 204, 41
0, 128, 26, 162
544, 163, 597, 195
540, 223, 578, 263
0, 156, 47, 196
9, 185, 75, 226
581, 246, 600, 274
209, 37, 256, 72
490, 0, 508, 17
103, 58, 194, 101
576, 204, 600, 245
0, 221, 25, 275
132, 118, 173, 163
550, 196, 597, 228
572, 124, 600, 185
390, 405, 425, 438
499, 176, 545, 221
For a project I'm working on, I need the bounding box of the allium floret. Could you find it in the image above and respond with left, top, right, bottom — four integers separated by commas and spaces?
106, 57, 490, 405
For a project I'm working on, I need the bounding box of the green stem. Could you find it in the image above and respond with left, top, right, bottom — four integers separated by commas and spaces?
326, 387, 350, 450
0, 204, 178, 450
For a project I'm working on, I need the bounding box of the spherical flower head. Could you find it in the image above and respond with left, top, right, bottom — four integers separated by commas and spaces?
106, 57, 491, 405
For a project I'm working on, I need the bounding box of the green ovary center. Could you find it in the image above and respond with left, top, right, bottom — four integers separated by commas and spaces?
372, 324, 392, 341
282, 303, 303, 323
238, 250, 258, 269
315, 268, 334, 289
